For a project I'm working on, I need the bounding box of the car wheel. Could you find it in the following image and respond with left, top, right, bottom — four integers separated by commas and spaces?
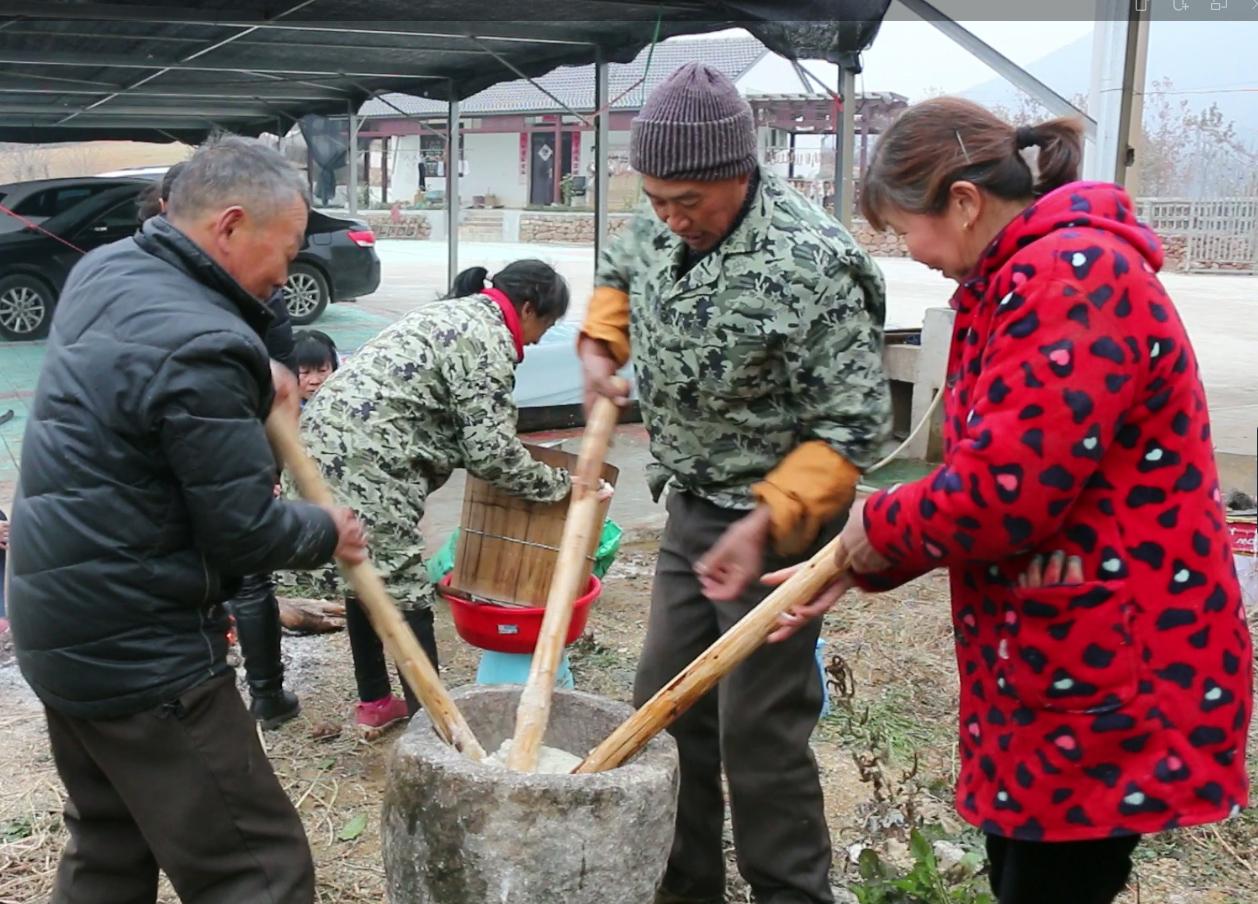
284, 263, 330, 325
0, 274, 55, 341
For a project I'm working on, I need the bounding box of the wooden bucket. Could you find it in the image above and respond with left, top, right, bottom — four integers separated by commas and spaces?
449, 444, 619, 608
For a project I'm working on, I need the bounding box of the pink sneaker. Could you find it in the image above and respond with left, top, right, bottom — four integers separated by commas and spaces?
355, 694, 409, 731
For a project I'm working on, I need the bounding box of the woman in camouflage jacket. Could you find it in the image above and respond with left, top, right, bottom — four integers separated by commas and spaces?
294, 260, 573, 729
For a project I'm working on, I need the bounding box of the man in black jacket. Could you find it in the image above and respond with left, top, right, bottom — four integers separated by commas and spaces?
146, 160, 307, 730
6, 136, 365, 904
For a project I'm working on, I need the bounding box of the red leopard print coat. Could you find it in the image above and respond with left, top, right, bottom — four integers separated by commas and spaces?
860, 181, 1252, 841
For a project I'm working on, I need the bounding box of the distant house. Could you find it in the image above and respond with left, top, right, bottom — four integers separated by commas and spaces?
342, 36, 906, 211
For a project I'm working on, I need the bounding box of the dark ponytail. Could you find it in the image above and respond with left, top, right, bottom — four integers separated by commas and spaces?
860, 97, 1084, 230
448, 266, 490, 299
449, 259, 569, 320
1022, 117, 1085, 199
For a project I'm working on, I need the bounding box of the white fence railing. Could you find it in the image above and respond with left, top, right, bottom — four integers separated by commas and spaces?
1136, 197, 1258, 273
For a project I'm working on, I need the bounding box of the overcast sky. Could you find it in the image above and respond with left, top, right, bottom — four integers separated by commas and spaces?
731, 20, 1095, 101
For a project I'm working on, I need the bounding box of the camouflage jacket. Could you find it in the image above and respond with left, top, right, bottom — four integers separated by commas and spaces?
596, 170, 891, 508
300, 294, 570, 505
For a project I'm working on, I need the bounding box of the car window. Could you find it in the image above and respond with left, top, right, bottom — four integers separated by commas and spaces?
12, 188, 59, 217
78, 197, 140, 235
12, 184, 120, 218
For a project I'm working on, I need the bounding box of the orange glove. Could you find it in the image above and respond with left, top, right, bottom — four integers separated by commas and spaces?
752, 441, 861, 556
579, 286, 631, 367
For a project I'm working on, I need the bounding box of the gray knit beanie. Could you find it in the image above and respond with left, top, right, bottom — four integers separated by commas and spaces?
630, 62, 757, 181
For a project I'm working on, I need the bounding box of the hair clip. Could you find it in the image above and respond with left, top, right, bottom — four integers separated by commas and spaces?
955, 129, 972, 164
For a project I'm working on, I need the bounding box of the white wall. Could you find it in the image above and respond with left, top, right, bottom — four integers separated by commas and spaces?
463, 132, 528, 208
577, 127, 633, 187
369, 126, 641, 208
388, 135, 422, 202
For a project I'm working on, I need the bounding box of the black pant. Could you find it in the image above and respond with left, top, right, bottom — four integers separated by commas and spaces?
46, 674, 313, 904
226, 572, 285, 696
635, 492, 834, 904
345, 596, 438, 715
986, 834, 1140, 904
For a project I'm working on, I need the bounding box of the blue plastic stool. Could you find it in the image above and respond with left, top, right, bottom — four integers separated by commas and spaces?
476, 649, 575, 689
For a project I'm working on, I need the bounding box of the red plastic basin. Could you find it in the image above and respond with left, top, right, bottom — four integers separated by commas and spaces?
439, 575, 602, 654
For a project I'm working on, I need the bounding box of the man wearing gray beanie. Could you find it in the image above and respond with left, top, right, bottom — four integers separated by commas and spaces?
580, 63, 890, 903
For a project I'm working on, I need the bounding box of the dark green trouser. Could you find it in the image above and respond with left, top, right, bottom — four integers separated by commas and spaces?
46, 674, 313, 904
635, 492, 835, 904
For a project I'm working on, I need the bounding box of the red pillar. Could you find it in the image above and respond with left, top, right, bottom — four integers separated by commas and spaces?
381, 136, 390, 205
553, 118, 563, 205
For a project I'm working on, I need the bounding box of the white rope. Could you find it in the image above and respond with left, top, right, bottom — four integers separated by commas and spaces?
865, 385, 947, 475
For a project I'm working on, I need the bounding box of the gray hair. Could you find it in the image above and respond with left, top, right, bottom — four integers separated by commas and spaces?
166, 134, 310, 222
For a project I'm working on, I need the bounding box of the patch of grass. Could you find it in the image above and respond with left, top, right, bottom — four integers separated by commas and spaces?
819, 686, 951, 766
2, 815, 33, 842
850, 827, 993, 904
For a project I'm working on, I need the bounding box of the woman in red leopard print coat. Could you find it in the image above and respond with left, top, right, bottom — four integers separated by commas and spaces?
772, 98, 1251, 904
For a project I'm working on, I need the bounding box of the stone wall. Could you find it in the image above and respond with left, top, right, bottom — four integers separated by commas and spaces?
849, 218, 908, 258
352, 209, 910, 257
361, 212, 432, 240
518, 212, 635, 245
1161, 234, 1186, 271
1156, 234, 1254, 273
349, 207, 1252, 276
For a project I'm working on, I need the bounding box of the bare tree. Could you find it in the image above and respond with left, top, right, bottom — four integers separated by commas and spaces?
1137, 78, 1256, 198
0, 142, 51, 182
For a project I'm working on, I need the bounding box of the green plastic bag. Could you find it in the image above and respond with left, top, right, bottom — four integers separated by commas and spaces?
427, 519, 623, 585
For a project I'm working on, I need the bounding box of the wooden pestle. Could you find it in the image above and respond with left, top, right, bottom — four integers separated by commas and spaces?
506, 392, 622, 772
265, 409, 487, 761
574, 535, 850, 773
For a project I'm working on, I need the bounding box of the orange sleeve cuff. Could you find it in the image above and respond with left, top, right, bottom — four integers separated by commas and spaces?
752, 441, 861, 556
579, 286, 631, 368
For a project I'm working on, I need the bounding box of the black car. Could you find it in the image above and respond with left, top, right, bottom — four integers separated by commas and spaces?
286, 209, 381, 325
0, 182, 380, 340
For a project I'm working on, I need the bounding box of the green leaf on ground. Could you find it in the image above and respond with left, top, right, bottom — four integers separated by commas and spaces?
338, 813, 367, 842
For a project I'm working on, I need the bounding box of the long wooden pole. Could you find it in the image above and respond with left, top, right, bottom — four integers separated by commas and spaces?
506, 396, 620, 771
265, 412, 487, 761
574, 535, 849, 773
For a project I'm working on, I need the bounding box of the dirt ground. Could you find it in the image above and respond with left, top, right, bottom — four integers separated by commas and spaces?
1, 534, 1255, 903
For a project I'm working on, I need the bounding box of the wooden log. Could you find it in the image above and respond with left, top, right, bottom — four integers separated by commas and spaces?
265, 411, 487, 761
506, 395, 621, 772
574, 535, 849, 773
277, 597, 345, 634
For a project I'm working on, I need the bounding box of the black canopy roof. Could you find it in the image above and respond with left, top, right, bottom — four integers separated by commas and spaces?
0, 0, 890, 143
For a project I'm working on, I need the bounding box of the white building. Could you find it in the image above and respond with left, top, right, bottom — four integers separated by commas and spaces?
331, 36, 904, 211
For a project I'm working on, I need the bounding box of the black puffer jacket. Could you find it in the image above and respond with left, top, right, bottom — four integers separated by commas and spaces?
7, 217, 338, 719
264, 289, 296, 371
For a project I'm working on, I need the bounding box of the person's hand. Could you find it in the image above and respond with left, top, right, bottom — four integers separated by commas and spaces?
1018, 551, 1084, 588
323, 506, 368, 565
270, 360, 300, 427
570, 475, 615, 503
695, 505, 772, 601
0, 518, 9, 550
578, 338, 630, 417
760, 542, 856, 642
839, 498, 891, 574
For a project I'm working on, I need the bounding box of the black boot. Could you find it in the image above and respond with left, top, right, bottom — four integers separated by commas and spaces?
230, 573, 301, 729
397, 607, 439, 717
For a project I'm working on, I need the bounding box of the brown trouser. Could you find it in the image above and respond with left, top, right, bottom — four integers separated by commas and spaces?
635, 492, 834, 904
45, 674, 314, 904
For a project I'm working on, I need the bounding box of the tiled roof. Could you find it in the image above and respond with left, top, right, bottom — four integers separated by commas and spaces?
360, 36, 768, 118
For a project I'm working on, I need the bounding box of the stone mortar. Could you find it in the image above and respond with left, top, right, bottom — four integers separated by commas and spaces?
382, 685, 679, 904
